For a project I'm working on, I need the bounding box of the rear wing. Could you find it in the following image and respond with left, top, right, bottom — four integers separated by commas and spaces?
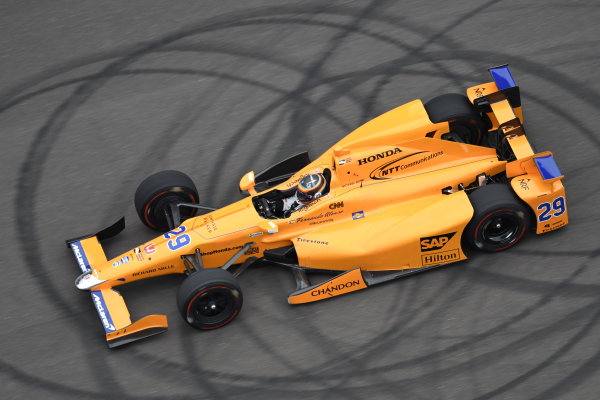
467, 64, 532, 160
66, 218, 168, 348
467, 65, 568, 234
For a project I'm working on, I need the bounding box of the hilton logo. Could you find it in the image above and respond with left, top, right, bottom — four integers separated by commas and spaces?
421, 249, 460, 266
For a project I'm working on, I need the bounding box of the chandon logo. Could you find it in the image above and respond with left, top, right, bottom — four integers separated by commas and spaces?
358, 147, 402, 166
311, 280, 361, 297
369, 151, 443, 180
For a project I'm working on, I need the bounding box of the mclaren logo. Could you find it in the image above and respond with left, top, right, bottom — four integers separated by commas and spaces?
71, 243, 88, 271
420, 232, 456, 252
329, 201, 344, 210
358, 147, 402, 166
92, 293, 115, 332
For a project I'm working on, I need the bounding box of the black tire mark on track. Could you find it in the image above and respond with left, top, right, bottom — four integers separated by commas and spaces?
4, 1, 600, 398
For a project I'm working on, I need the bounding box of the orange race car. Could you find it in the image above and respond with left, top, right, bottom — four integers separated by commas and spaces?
67, 65, 568, 348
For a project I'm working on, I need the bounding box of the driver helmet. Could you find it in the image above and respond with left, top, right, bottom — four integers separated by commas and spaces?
297, 173, 326, 204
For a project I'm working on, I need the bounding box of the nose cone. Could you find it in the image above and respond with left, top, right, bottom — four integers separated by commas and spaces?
75, 270, 106, 290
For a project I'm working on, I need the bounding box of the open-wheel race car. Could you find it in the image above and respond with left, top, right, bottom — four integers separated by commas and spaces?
67, 65, 568, 347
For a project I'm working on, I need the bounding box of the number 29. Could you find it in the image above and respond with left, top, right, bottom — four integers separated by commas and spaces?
537, 196, 566, 222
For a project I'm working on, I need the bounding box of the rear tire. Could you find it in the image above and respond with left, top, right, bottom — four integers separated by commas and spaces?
424, 93, 484, 145
177, 269, 243, 330
464, 184, 530, 252
134, 170, 199, 231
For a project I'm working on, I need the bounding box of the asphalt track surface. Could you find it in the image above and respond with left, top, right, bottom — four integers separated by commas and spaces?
1, 1, 599, 399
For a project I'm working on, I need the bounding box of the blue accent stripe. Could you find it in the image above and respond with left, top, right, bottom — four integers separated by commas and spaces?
91, 291, 116, 333
490, 65, 517, 90
70, 241, 91, 273
534, 155, 562, 180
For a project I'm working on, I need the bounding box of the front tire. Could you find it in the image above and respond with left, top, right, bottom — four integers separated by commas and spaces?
464, 184, 530, 252
176, 269, 243, 330
134, 170, 199, 231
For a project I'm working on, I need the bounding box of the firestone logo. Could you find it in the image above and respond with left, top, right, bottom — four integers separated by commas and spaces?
358, 147, 402, 166
92, 293, 115, 332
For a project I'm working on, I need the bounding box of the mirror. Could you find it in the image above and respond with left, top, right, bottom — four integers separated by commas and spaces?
239, 171, 256, 195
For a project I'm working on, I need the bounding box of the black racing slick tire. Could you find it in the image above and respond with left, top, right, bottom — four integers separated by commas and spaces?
424, 93, 485, 145
464, 184, 531, 252
134, 170, 199, 231
177, 268, 243, 330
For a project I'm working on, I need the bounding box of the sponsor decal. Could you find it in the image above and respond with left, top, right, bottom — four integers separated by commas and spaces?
342, 180, 363, 188
310, 218, 333, 226
352, 211, 364, 220
249, 231, 264, 238
285, 173, 308, 188
135, 253, 144, 262
369, 151, 443, 180
288, 210, 343, 224
134, 247, 141, 254
121, 256, 130, 264
203, 215, 218, 234
519, 178, 531, 190
541, 220, 566, 233
421, 249, 460, 266
297, 237, 329, 246
245, 246, 259, 255
420, 232, 456, 252
200, 246, 244, 257
298, 196, 323, 212
132, 264, 175, 277
112, 261, 120, 267
474, 87, 486, 97
70, 242, 90, 272
91, 291, 115, 332
338, 157, 352, 166
144, 243, 156, 255
328, 201, 344, 210
358, 147, 402, 166
311, 280, 361, 297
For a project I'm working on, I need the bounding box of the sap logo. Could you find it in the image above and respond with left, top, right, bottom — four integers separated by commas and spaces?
358, 147, 402, 166
420, 232, 456, 252
92, 293, 115, 332
329, 201, 344, 210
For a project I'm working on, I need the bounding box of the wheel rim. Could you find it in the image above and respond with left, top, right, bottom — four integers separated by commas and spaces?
187, 287, 238, 328
481, 212, 521, 247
